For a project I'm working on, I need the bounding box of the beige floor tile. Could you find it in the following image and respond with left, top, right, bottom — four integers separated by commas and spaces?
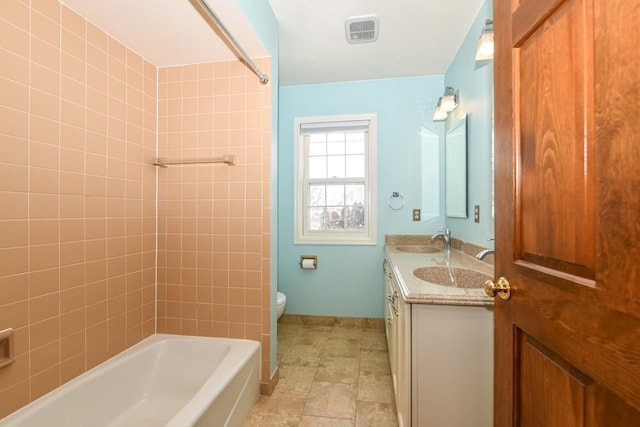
242, 395, 306, 426
298, 415, 355, 426
326, 336, 362, 350
323, 345, 362, 359
303, 382, 358, 419
315, 356, 360, 384
259, 322, 397, 426
331, 327, 364, 340
278, 323, 302, 335
360, 349, 391, 374
354, 401, 399, 427
280, 343, 325, 367
272, 365, 317, 398
293, 333, 329, 347
279, 326, 295, 334
278, 334, 298, 347
357, 370, 394, 403
301, 325, 335, 333
361, 332, 387, 350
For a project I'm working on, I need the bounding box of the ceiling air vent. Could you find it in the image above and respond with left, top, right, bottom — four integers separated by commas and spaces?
345, 15, 379, 44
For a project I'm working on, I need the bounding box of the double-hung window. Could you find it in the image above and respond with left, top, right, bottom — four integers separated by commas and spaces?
294, 114, 377, 245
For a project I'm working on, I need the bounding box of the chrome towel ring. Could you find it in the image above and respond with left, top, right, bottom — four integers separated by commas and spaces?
387, 192, 405, 210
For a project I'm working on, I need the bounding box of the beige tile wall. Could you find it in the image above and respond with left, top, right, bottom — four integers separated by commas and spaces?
0, 0, 157, 417
156, 59, 272, 386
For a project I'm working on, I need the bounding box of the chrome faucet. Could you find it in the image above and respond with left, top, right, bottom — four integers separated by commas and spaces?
431, 228, 451, 252
475, 249, 495, 260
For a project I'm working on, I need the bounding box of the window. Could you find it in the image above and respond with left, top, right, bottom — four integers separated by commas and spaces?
294, 114, 377, 245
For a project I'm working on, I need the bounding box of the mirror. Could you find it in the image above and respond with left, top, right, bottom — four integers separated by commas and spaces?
419, 126, 440, 221
445, 115, 467, 218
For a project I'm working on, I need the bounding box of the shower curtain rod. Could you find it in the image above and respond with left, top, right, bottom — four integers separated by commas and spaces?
190, 0, 269, 85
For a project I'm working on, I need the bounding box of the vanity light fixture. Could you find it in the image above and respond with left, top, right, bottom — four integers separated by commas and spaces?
433, 97, 448, 121
440, 87, 459, 112
475, 19, 494, 61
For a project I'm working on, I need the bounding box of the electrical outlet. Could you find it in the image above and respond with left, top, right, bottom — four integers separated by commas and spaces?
412, 209, 421, 221
474, 205, 480, 223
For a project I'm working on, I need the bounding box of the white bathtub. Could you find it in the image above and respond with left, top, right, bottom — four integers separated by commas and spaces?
0, 334, 260, 427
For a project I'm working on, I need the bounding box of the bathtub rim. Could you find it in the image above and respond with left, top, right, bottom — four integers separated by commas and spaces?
163, 334, 261, 426
0, 333, 261, 427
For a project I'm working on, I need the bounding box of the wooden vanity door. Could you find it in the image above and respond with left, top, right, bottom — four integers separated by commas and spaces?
493, 0, 640, 425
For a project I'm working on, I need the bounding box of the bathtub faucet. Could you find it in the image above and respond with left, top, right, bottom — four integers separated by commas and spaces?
431, 228, 451, 252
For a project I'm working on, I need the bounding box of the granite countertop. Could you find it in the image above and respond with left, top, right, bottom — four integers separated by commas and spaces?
385, 235, 494, 307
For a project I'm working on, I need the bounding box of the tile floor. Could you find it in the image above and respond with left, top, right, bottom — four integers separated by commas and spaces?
242, 321, 399, 426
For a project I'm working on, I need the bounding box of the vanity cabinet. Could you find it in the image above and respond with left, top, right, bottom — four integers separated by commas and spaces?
384, 259, 494, 427
411, 304, 493, 427
384, 261, 411, 427
383, 260, 397, 385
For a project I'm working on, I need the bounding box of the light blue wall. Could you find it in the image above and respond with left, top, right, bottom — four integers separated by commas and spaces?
236, 0, 280, 378
237, 0, 278, 57
274, 0, 495, 320
278, 77, 444, 318
444, 0, 495, 246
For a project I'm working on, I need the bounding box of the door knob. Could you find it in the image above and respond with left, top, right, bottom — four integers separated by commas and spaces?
484, 277, 511, 300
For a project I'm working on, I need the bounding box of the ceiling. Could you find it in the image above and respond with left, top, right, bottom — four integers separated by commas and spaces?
61, 0, 484, 85
61, 0, 268, 67
268, 0, 485, 85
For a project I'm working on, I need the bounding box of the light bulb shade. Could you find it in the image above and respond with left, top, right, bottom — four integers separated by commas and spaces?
475, 19, 494, 61
440, 96, 456, 112
440, 87, 458, 112
475, 32, 494, 60
433, 97, 447, 121
433, 108, 447, 121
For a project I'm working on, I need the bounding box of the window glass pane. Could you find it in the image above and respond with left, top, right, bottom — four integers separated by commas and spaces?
309, 140, 326, 156
308, 207, 326, 230
326, 184, 345, 206
309, 184, 325, 206
327, 132, 345, 143
327, 156, 345, 178
346, 133, 365, 154
344, 204, 365, 229
345, 184, 365, 205
310, 133, 326, 143
326, 207, 344, 230
345, 184, 365, 230
345, 154, 365, 178
308, 157, 327, 178
327, 134, 345, 155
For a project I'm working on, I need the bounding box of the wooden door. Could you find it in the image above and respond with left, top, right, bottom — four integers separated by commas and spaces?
493, 0, 640, 425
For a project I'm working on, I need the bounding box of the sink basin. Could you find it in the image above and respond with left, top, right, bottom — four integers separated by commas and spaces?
413, 266, 492, 289
395, 245, 441, 254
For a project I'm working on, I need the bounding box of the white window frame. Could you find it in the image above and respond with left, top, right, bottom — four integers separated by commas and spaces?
294, 113, 377, 245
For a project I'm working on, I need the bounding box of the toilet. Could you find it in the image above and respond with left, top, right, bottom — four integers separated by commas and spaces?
276, 292, 287, 319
